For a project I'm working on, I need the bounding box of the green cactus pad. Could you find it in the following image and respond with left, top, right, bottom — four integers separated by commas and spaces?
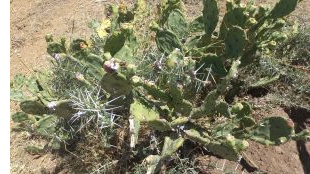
199, 53, 227, 77
184, 129, 210, 144
250, 74, 280, 88
104, 31, 126, 56
291, 129, 310, 141
114, 45, 134, 64
161, 136, 184, 157
170, 117, 188, 127
35, 115, 58, 137
239, 116, 256, 128
11, 112, 36, 123
231, 102, 251, 118
148, 119, 172, 131
249, 117, 295, 145
225, 26, 246, 58
101, 72, 132, 96
219, 7, 247, 39
165, 9, 187, 39
10, 89, 27, 102
144, 155, 162, 174
270, 0, 298, 18
25, 145, 45, 155
215, 101, 231, 118
206, 141, 240, 161
188, 16, 204, 33
234, 139, 249, 151
130, 100, 160, 122
20, 100, 48, 115
191, 90, 220, 118
155, 29, 182, 54
202, 0, 219, 36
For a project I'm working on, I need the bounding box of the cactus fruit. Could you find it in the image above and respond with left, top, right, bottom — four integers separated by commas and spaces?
202, 0, 219, 36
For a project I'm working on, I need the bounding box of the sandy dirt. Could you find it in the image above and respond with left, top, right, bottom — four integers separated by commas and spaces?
10, 0, 310, 173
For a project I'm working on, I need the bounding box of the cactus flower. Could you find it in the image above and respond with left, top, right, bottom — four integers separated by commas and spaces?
52, 53, 61, 61
103, 59, 119, 73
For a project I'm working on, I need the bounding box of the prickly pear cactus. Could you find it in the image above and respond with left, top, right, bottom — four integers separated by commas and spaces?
10, 0, 309, 172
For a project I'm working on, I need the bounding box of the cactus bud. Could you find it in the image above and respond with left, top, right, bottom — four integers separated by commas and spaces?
245, 18, 257, 28
75, 72, 85, 81
52, 53, 61, 61
232, 103, 243, 113
47, 101, 57, 110
131, 75, 140, 84
226, 134, 236, 147
79, 41, 88, 49
45, 34, 54, 42
235, 139, 249, 151
150, 21, 159, 31
166, 56, 178, 68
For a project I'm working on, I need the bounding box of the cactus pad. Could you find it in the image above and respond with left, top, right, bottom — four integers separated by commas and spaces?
155, 29, 182, 54
225, 26, 246, 58
202, 0, 219, 36
270, 0, 298, 18
249, 117, 295, 145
